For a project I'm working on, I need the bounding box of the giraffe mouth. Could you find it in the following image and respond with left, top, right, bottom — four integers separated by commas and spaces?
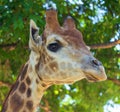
84, 72, 100, 82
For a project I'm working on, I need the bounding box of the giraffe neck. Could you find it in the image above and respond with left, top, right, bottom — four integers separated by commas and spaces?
2, 62, 49, 112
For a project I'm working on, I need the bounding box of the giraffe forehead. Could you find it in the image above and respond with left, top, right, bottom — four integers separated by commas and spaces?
45, 29, 87, 49
46, 34, 67, 45
62, 29, 87, 48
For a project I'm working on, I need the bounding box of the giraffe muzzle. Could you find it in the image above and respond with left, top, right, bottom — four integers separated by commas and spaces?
82, 57, 107, 82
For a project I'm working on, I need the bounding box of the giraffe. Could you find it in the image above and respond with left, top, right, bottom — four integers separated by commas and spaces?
2, 9, 107, 112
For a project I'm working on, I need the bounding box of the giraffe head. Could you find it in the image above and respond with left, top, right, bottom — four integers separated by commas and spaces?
29, 10, 107, 85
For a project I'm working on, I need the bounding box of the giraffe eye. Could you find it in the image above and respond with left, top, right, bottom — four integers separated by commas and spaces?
47, 41, 61, 52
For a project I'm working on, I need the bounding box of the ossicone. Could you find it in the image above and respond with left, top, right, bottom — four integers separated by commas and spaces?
45, 10, 60, 31
63, 16, 76, 30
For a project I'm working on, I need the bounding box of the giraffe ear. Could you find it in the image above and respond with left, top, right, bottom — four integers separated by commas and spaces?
29, 20, 42, 50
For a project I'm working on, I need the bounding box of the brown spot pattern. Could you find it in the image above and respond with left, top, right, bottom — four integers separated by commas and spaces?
27, 88, 31, 97
2, 81, 20, 112
11, 81, 19, 94
1, 100, 8, 112
41, 83, 47, 87
10, 93, 24, 112
26, 77, 31, 85
20, 64, 28, 81
49, 62, 58, 71
35, 60, 43, 81
35, 60, 40, 71
36, 79, 39, 84
19, 82, 26, 93
26, 100, 33, 110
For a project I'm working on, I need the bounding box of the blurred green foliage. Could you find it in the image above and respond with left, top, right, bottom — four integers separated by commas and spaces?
0, 0, 120, 112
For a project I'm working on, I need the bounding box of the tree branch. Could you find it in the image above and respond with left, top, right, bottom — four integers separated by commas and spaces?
107, 77, 120, 86
90, 39, 120, 49
116, 54, 120, 57
0, 39, 120, 50
0, 81, 12, 88
0, 40, 20, 50
39, 99, 52, 112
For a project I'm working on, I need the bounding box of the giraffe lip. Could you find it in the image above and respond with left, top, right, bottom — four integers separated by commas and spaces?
84, 72, 99, 82
86, 75, 99, 82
